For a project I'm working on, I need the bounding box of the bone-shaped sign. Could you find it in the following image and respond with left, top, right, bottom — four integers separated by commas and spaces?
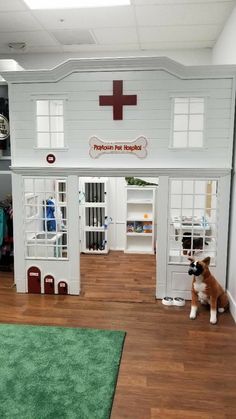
89, 136, 148, 159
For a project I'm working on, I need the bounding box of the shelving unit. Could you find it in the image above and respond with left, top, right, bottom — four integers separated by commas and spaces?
125, 186, 156, 254
79, 178, 109, 254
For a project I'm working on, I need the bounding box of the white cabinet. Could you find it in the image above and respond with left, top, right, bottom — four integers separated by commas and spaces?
124, 186, 156, 254
79, 178, 109, 254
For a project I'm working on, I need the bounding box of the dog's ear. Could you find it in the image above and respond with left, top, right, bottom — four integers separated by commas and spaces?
202, 256, 210, 266
188, 256, 195, 263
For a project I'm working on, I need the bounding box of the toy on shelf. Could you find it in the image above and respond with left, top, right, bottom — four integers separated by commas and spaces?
127, 223, 135, 233
134, 223, 143, 233
125, 177, 158, 187
143, 222, 152, 233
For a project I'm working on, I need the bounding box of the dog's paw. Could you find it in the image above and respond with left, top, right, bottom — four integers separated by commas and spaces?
210, 310, 217, 324
190, 306, 197, 319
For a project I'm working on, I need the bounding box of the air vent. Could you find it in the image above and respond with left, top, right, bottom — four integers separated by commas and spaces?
8, 42, 26, 50
52, 29, 96, 45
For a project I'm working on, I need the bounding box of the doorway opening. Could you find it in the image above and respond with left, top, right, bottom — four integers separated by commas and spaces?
79, 176, 158, 303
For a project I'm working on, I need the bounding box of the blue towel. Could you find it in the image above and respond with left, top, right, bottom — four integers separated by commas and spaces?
44, 199, 56, 231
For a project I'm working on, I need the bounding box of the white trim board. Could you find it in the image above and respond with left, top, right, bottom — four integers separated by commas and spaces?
1, 57, 236, 84
10, 167, 231, 178
227, 290, 236, 323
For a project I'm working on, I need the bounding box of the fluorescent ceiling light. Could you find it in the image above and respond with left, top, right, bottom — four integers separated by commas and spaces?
23, 0, 130, 9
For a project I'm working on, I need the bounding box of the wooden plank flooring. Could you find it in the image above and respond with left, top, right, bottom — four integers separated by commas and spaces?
0, 252, 236, 418
80, 251, 156, 302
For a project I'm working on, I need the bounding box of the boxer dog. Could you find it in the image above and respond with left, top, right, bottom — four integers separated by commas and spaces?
188, 256, 228, 324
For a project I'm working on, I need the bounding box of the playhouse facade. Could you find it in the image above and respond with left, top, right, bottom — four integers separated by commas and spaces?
1, 57, 235, 297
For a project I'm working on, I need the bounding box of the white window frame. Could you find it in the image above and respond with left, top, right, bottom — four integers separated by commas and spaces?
169, 95, 207, 150
32, 95, 68, 150
23, 177, 69, 260
25, 192, 39, 220
167, 178, 218, 266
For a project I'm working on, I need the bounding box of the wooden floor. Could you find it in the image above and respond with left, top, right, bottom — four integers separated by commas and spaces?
80, 251, 156, 302
0, 252, 236, 418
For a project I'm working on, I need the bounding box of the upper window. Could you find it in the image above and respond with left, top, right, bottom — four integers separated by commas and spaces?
36, 99, 64, 148
171, 97, 205, 149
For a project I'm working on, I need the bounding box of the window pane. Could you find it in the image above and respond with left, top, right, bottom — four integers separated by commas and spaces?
194, 195, 205, 208
175, 98, 189, 103
189, 131, 203, 147
195, 181, 206, 194
171, 180, 182, 194
174, 103, 189, 114
36, 100, 49, 115
183, 180, 194, 194
182, 195, 193, 208
190, 98, 204, 103
51, 133, 64, 148
50, 116, 64, 132
170, 209, 181, 220
50, 100, 63, 116
174, 114, 188, 131
37, 133, 50, 148
173, 132, 188, 148
190, 102, 204, 114
189, 114, 204, 131
171, 194, 182, 208
37, 116, 49, 132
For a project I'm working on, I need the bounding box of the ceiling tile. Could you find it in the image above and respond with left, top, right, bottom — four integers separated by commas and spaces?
0, 0, 233, 55
0, 31, 60, 47
0, 0, 28, 11
0, 11, 43, 32
52, 30, 96, 45
62, 43, 140, 52
139, 25, 220, 43
140, 40, 215, 50
93, 27, 138, 44
135, 3, 235, 26
32, 6, 136, 30
0, 45, 63, 54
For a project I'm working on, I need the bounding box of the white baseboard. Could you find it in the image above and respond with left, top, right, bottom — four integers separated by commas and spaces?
227, 290, 236, 323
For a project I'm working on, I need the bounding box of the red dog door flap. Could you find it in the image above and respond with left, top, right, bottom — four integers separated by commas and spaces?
58, 281, 68, 295
44, 275, 55, 294
28, 266, 41, 294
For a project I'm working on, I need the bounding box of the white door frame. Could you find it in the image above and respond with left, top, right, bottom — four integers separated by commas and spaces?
156, 173, 231, 299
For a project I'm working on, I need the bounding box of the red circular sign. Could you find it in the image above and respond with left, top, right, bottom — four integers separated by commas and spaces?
46, 154, 56, 164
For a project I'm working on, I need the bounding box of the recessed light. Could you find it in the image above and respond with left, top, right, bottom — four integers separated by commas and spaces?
23, 0, 130, 9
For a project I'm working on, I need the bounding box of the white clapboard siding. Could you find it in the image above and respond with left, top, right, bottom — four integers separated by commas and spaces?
8, 66, 234, 170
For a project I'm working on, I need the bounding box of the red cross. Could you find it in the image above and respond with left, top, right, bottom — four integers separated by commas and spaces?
99, 80, 137, 120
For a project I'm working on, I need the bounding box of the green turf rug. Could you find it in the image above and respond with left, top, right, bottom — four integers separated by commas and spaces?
0, 323, 126, 419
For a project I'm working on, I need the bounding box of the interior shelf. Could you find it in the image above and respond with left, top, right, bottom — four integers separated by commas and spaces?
125, 186, 156, 254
